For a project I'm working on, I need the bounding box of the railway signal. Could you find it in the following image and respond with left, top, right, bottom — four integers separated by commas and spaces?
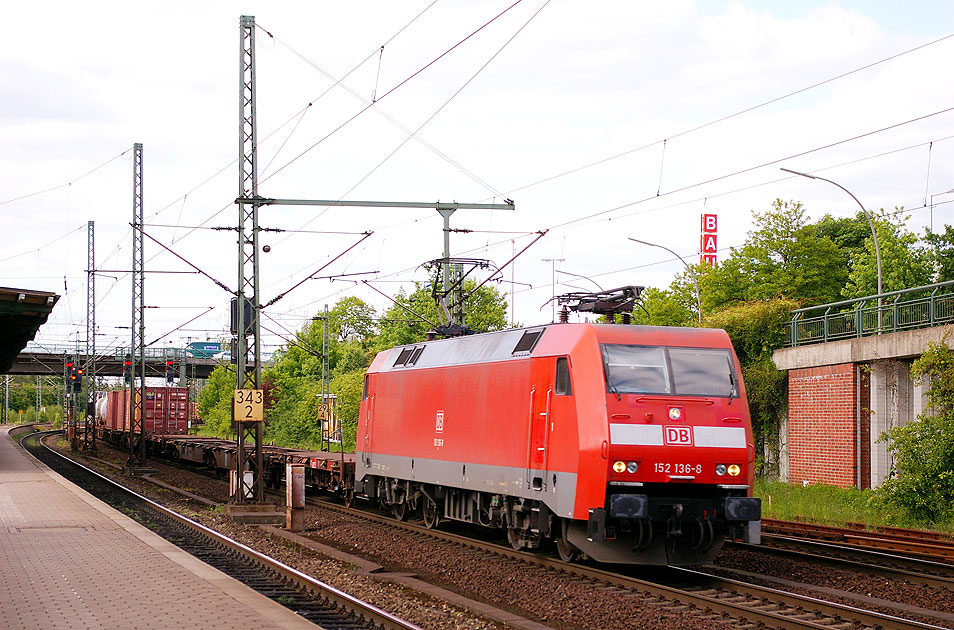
74, 367, 83, 393
165, 360, 175, 384
123, 355, 132, 383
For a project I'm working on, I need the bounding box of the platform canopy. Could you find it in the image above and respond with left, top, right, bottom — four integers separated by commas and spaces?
0, 287, 59, 374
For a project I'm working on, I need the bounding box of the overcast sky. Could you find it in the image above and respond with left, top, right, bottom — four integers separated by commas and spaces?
4, 0, 954, 357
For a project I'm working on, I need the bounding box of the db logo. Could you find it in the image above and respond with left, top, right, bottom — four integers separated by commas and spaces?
435, 410, 444, 433
664, 426, 693, 446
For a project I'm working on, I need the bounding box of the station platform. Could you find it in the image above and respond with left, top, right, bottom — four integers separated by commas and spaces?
0, 425, 317, 630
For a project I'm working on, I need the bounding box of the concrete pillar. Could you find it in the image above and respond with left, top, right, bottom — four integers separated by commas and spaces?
777, 412, 790, 483
868, 359, 914, 488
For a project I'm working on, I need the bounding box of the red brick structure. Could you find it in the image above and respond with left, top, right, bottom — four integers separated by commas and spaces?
787, 363, 869, 488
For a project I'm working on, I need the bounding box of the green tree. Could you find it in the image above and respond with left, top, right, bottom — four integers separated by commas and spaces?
702, 299, 796, 470
631, 286, 694, 326
712, 199, 846, 308
878, 340, 954, 522
843, 209, 932, 299
922, 225, 954, 283
197, 365, 235, 437
375, 281, 508, 351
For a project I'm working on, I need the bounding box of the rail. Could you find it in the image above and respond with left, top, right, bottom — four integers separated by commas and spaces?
786, 280, 954, 347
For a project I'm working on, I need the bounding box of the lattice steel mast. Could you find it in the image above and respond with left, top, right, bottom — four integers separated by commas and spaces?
84, 220, 96, 451
234, 15, 265, 504
128, 142, 146, 468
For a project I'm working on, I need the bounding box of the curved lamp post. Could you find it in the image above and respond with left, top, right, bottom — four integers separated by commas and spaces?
628, 238, 702, 323
781, 168, 882, 331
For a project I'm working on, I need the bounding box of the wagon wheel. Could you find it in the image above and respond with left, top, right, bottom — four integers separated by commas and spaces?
422, 499, 440, 529
507, 526, 524, 551
392, 500, 409, 521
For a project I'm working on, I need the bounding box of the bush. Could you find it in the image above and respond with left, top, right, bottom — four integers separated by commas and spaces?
878, 341, 954, 523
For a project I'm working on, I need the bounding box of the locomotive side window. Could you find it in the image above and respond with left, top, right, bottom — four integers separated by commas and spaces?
555, 357, 572, 395
362, 374, 370, 400
601, 344, 738, 397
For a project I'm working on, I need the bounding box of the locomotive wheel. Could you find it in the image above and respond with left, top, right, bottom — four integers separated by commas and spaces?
555, 520, 582, 562
392, 500, 409, 521
556, 534, 582, 563
507, 527, 524, 551
422, 500, 440, 529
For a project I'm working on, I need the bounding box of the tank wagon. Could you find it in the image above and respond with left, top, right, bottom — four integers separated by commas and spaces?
356, 323, 761, 565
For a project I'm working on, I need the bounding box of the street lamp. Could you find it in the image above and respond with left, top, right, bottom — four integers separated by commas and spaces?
781, 167, 882, 330
628, 238, 701, 323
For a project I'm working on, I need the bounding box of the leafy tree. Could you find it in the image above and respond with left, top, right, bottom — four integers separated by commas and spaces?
631, 286, 694, 326
843, 209, 932, 299
196, 365, 235, 437
375, 281, 508, 351
878, 340, 954, 522
922, 225, 954, 283
702, 299, 796, 470
714, 199, 846, 307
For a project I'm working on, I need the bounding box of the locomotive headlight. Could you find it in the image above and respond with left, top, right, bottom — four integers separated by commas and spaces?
668, 407, 682, 420
612, 460, 627, 473
626, 461, 639, 474
727, 464, 741, 477
715, 464, 727, 476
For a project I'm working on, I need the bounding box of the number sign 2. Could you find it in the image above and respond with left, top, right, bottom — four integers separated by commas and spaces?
233, 389, 264, 422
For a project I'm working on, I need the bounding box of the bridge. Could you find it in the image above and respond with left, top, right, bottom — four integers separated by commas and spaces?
773, 280, 954, 492
9, 347, 221, 379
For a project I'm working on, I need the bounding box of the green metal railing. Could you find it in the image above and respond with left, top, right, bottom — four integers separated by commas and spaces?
786, 280, 954, 347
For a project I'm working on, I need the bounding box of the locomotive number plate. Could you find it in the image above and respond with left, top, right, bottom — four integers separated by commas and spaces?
653, 462, 702, 475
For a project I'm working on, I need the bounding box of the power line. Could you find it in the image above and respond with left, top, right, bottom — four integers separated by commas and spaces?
496, 30, 954, 200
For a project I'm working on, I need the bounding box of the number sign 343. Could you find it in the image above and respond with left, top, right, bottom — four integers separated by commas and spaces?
234, 389, 264, 422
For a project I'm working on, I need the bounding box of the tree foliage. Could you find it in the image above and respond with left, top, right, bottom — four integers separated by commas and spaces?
842, 209, 932, 299
702, 299, 795, 469
878, 341, 954, 521
703, 199, 847, 310
197, 365, 235, 438
262, 286, 508, 451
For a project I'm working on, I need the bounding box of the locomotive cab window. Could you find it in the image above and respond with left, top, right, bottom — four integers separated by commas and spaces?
602, 344, 738, 398
362, 374, 370, 400
555, 357, 572, 395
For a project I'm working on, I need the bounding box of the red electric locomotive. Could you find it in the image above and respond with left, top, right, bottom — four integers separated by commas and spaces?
356, 322, 761, 565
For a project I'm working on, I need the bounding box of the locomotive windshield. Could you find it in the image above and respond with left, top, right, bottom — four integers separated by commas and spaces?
601, 344, 738, 397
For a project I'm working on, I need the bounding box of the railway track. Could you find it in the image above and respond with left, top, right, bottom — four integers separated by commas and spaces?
762, 518, 954, 562
59, 438, 954, 629
311, 497, 951, 630
22, 430, 421, 630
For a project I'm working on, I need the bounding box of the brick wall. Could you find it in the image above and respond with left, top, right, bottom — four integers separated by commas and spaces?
788, 363, 860, 488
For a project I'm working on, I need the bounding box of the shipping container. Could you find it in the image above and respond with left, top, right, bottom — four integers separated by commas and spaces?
102, 387, 190, 435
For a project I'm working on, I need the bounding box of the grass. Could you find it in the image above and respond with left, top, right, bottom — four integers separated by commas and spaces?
754, 477, 954, 534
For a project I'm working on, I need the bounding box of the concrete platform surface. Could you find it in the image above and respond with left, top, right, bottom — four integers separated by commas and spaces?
0, 425, 318, 630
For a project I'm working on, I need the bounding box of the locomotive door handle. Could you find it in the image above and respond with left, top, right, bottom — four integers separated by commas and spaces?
525, 387, 535, 488
541, 388, 553, 489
